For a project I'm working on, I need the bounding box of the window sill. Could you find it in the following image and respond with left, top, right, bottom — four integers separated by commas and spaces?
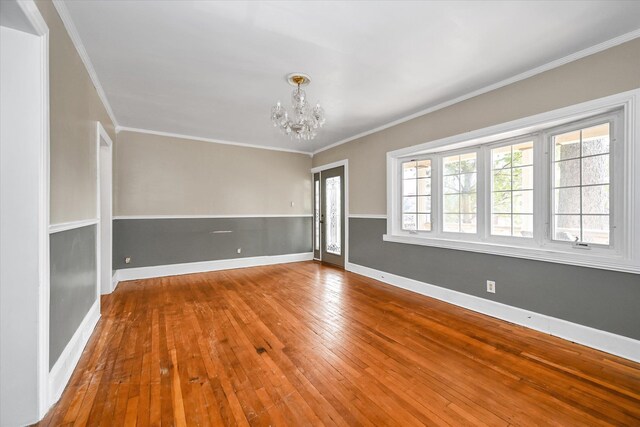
382, 233, 640, 274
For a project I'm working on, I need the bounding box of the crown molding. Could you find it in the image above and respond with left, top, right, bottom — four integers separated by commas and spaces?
113, 214, 312, 220
313, 28, 640, 156
116, 126, 314, 156
52, 0, 119, 128
48, 2, 640, 157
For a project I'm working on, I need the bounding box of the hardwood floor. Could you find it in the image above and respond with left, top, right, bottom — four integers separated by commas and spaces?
38, 261, 640, 426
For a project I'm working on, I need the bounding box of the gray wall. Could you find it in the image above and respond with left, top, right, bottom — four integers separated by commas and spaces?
350, 218, 640, 340
113, 217, 312, 269
49, 225, 97, 369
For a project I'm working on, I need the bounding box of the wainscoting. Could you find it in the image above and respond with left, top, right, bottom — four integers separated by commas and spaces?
49, 223, 99, 405
113, 216, 312, 270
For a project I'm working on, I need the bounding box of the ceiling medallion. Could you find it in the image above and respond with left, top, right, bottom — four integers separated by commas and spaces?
271, 72, 326, 141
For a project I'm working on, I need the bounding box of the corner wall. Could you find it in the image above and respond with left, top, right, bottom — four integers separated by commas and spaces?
35, 0, 115, 395
313, 39, 640, 342
0, 23, 43, 426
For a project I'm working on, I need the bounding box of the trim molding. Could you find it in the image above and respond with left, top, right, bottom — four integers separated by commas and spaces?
114, 252, 314, 285
313, 29, 640, 156
51, 0, 118, 128
113, 214, 312, 220
382, 233, 640, 275
346, 262, 640, 363
49, 218, 98, 233
117, 126, 313, 156
349, 214, 387, 219
48, 300, 100, 407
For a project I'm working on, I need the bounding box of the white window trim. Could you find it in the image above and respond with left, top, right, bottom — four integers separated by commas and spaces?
385, 89, 640, 274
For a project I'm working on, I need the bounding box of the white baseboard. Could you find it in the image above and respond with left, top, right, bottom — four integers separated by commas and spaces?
114, 252, 314, 285
48, 299, 100, 406
346, 262, 640, 363
106, 272, 118, 294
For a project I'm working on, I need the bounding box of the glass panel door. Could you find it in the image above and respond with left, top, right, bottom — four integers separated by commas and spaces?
320, 166, 345, 268
325, 176, 342, 255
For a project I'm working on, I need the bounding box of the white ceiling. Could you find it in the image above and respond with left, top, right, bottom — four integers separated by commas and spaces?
63, 1, 640, 153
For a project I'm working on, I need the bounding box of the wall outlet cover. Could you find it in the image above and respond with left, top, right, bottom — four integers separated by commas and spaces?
487, 280, 496, 293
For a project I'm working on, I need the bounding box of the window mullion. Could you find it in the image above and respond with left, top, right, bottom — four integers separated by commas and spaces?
477, 147, 486, 241
537, 133, 549, 246
433, 155, 441, 237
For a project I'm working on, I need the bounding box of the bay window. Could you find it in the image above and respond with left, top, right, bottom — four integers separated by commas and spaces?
385, 90, 640, 273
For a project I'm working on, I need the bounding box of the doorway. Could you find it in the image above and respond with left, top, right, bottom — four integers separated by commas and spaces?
312, 162, 347, 268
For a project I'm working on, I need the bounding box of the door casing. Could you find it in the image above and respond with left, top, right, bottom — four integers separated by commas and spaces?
311, 159, 349, 268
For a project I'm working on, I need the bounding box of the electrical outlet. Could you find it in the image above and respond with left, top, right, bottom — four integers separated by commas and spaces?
237, 248, 242, 254
486, 280, 496, 293
290, 201, 295, 207
125, 257, 131, 264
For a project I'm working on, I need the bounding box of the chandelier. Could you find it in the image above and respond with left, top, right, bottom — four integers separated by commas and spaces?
271, 73, 326, 141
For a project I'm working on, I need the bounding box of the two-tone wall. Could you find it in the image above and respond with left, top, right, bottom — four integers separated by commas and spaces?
36, 0, 114, 381
313, 39, 640, 344
113, 131, 313, 274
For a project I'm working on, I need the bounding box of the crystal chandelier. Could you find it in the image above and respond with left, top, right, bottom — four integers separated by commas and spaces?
271, 73, 326, 141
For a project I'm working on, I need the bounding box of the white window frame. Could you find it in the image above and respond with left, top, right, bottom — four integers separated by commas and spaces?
542, 112, 623, 256
439, 148, 482, 238
400, 158, 435, 232
385, 89, 640, 274
484, 135, 541, 247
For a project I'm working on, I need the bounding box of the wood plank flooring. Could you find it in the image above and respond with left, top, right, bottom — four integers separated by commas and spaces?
38, 261, 640, 426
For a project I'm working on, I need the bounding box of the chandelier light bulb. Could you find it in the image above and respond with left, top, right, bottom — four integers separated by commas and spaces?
271, 73, 325, 141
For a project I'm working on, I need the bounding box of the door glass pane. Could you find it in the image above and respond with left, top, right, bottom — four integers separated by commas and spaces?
325, 176, 341, 255
314, 180, 320, 251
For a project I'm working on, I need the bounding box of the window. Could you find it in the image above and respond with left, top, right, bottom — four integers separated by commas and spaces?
385, 90, 640, 273
402, 160, 431, 231
443, 152, 477, 233
491, 141, 534, 237
551, 123, 610, 245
